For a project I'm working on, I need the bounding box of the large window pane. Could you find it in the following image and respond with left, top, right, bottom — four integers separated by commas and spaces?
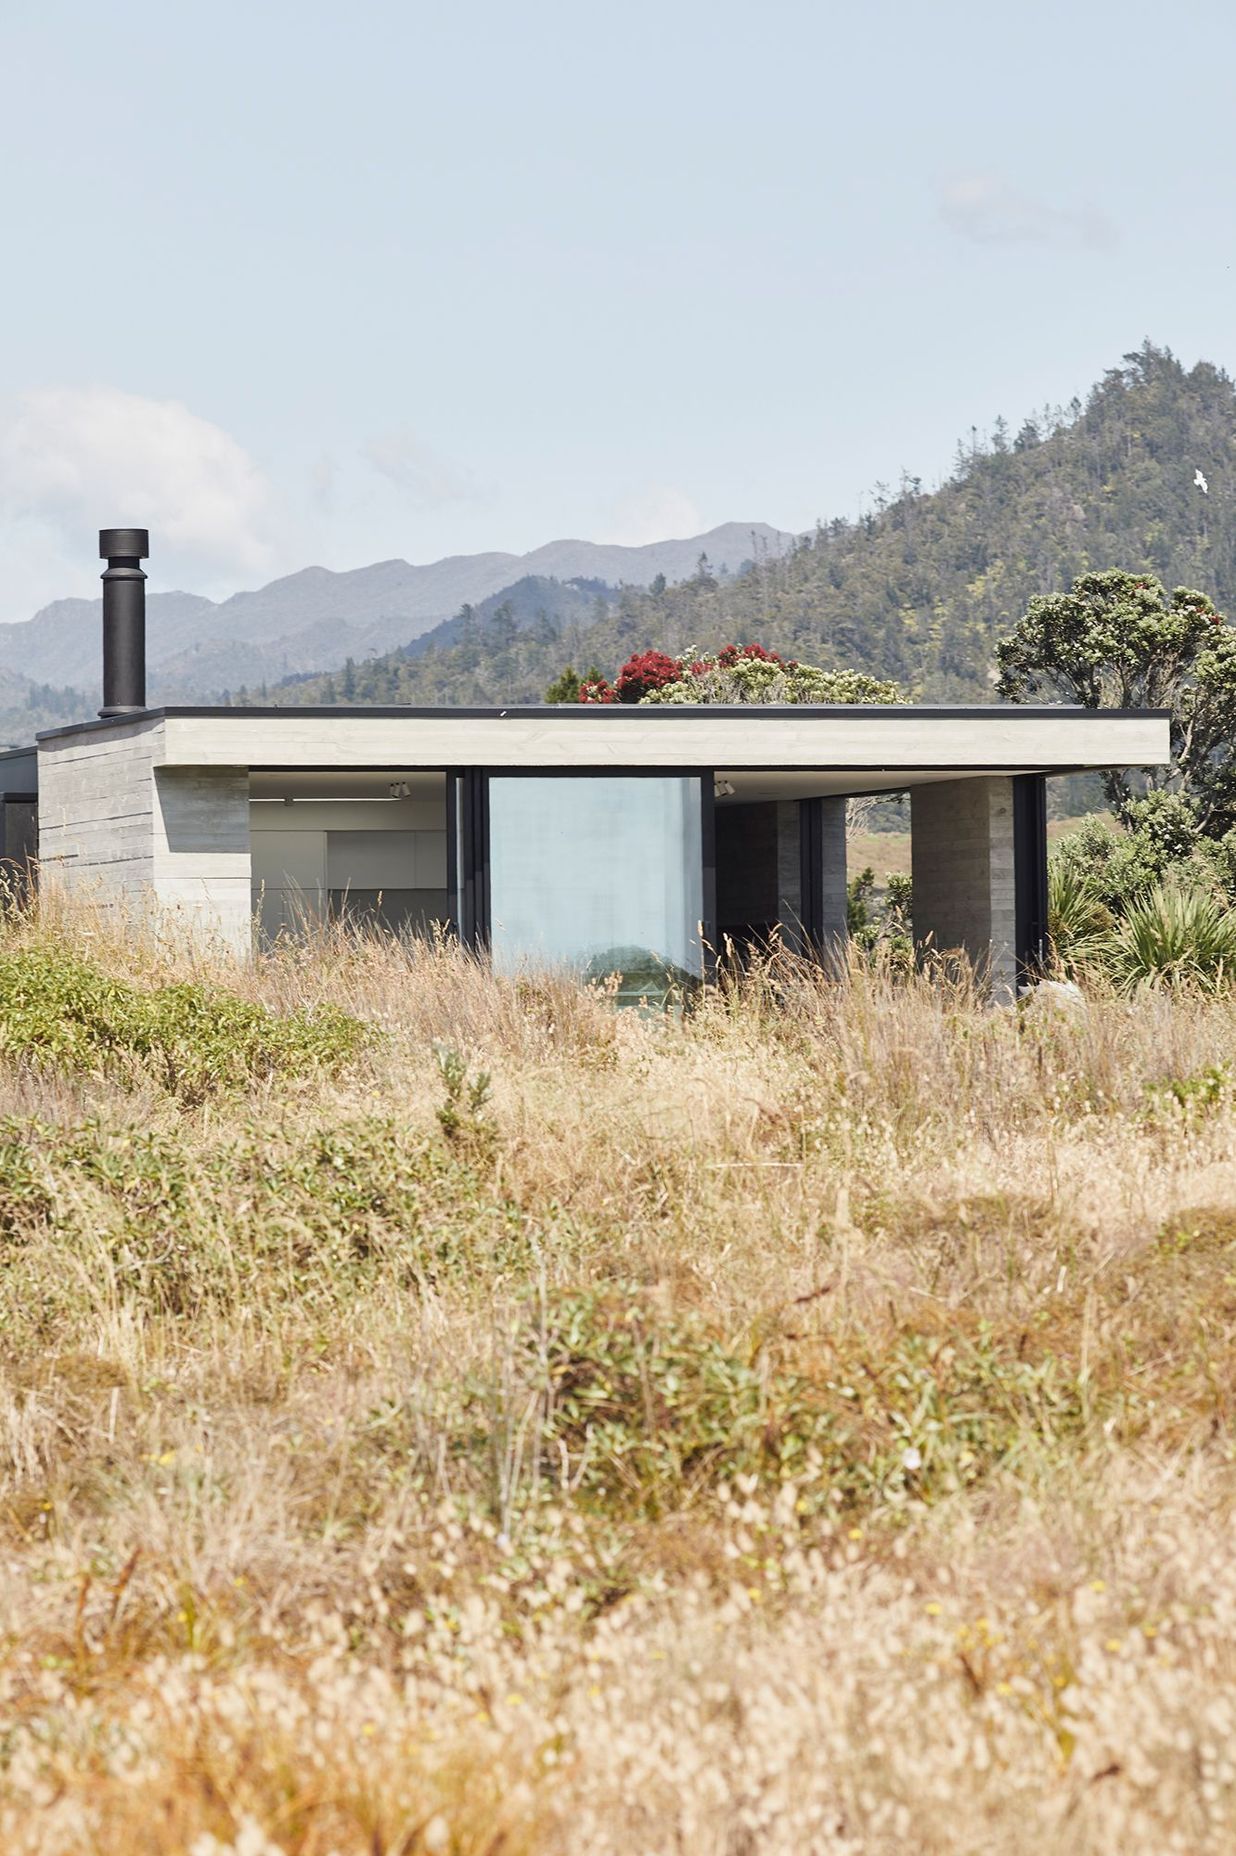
488, 776, 704, 1000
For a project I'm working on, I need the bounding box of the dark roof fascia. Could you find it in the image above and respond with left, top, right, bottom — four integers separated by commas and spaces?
35, 702, 1172, 743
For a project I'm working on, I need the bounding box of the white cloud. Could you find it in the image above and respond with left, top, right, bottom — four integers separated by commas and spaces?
309, 451, 338, 511
0, 385, 277, 588
362, 426, 480, 506
604, 484, 704, 546
939, 174, 1117, 252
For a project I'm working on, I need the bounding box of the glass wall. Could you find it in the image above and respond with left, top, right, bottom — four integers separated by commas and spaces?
487, 775, 704, 1001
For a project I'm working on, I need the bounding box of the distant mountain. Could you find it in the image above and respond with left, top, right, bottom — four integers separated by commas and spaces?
272, 574, 620, 702
284, 344, 1236, 709
0, 523, 791, 727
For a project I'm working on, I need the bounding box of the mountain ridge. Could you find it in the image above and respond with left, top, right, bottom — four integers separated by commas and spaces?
0, 522, 790, 725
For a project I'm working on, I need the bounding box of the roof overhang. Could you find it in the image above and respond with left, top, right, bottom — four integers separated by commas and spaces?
36, 702, 1171, 787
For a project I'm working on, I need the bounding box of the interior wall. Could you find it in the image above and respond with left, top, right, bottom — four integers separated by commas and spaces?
250, 796, 447, 940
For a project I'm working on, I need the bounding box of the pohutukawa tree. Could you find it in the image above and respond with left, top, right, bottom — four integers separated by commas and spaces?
565, 643, 904, 708
996, 570, 1236, 832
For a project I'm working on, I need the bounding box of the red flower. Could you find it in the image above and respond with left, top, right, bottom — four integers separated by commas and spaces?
716, 641, 785, 669
614, 649, 683, 703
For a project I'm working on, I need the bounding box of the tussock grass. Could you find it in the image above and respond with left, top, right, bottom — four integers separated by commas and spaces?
1, 907, 1236, 1849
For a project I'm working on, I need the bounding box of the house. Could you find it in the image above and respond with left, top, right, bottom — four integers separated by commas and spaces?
0, 531, 1172, 998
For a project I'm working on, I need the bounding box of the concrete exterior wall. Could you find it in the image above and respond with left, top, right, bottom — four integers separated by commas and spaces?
37, 720, 162, 895
37, 721, 253, 955
153, 768, 251, 954
911, 776, 1016, 998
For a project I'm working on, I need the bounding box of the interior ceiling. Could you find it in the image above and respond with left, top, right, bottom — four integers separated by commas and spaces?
247, 767, 1042, 803
249, 770, 447, 800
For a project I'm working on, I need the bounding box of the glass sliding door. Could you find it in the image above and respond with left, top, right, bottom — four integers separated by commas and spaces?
487, 774, 705, 1002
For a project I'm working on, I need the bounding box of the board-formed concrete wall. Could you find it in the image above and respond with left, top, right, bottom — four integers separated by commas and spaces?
37, 720, 162, 895
911, 776, 1016, 998
716, 797, 847, 960
153, 767, 251, 953
38, 720, 253, 955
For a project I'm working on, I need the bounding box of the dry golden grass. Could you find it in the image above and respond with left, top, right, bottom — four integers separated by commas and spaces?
847, 814, 1113, 886
1, 900, 1236, 1852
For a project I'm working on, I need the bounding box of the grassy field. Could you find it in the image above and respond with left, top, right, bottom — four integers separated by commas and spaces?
2, 906, 1236, 1852
848, 814, 1111, 885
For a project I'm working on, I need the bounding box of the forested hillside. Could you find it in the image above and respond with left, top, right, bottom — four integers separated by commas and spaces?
277, 344, 1236, 707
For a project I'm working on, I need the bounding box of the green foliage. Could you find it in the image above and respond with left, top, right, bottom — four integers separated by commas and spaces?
847, 867, 878, 938
884, 872, 913, 933
0, 945, 365, 1101
1051, 793, 1236, 927
433, 1042, 492, 1144
1047, 860, 1114, 969
847, 867, 912, 957
643, 652, 904, 706
1147, 1063, 1232, 1119
1047, 792, 1236, 982
544, 662, 605, 704
0, 1111, 518, 1317
499, 1284, 1089, 1521
1105, 886, 1236, 992
996, 569, 1236, 826
544, 664, 581, 704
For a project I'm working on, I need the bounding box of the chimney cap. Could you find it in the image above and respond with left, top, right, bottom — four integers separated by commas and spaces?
99, 527, 148, 560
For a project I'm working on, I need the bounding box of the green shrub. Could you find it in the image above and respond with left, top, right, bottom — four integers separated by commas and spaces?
1047, 860, 1114, 968
1052, 793, 1236, 922
0, 945, 365, 1100
1105, 885, 1236, 991
481, 1285, 1089, 1521
0, 1112, 515, 1318
846, 868, 913, 968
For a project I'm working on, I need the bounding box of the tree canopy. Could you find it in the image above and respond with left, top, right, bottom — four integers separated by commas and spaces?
996, 569, 1236, 830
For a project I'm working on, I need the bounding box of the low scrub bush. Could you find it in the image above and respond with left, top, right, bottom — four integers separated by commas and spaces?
0, 944, 365, 1099
0, 1112, 519, 1319
477, 1284, 1091, 1522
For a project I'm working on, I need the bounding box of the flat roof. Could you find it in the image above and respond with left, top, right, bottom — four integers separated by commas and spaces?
37, 701, 1170, 740
32, 703, 1171, 786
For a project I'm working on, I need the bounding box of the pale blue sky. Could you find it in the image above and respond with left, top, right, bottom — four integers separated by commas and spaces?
1, 0, 1234, 622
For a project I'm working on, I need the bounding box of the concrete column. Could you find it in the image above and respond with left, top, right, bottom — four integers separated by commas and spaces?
790, 796, 848, 969
153, 768, 252, 957
911, 777, 1016, 999
775, 801, 801, 945
819, 796, 848, 965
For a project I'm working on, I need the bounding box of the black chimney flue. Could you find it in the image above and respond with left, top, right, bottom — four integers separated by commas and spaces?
98, 527, 149, 718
